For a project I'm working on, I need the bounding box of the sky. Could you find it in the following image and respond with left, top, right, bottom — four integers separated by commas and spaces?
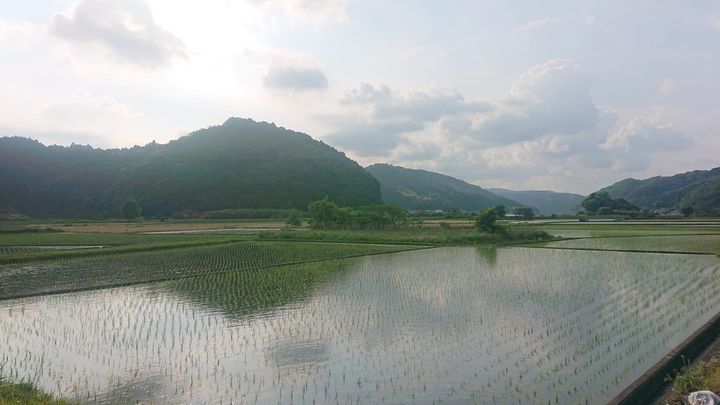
1, 0, 718, 194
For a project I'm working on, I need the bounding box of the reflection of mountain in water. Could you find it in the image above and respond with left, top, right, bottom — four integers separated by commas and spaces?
166, 259, 354, 321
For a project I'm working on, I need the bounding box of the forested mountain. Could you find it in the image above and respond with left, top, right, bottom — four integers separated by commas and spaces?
599, 167, 720, 214
488, 189, 585, 215
365, 164, 521, 212
0, 118, 382, 217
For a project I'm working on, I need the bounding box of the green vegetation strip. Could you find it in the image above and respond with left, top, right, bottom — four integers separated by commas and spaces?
259, 227, 551, 246
663, 353, 720, 404
0, 241, 425, 301
0, 379, 71, 405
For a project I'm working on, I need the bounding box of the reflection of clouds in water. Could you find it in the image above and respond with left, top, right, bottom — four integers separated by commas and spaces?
266, 339, 330, 367
2, 248, 719, 404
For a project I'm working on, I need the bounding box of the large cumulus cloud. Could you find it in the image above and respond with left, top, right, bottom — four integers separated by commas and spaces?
442, 59, 599, 146
324, 82, 491, 155
322, 59, 693, 192
51, 0, 186, 68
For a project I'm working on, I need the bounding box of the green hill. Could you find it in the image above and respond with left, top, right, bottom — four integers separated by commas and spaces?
487, 189, 585, 215
365, 164, 521, 212
599, 167, 720, 214
0, 118, 382, 218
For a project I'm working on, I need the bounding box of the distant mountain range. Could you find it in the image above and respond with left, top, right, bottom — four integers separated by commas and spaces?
0, 118, 381, 217
488, 189, 585, 215
2, 116, 718, 218
599, 167, 720, 214
365, 164, 521, 211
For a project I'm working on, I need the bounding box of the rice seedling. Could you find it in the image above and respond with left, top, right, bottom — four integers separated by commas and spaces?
540, 234, 720, 254
0, 241, 420, 299
0, 247, 717, 404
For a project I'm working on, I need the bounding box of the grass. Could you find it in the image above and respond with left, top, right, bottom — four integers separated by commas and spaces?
0, 377, 70, 405
663, 356, 720, 404
258, 227, 553, 245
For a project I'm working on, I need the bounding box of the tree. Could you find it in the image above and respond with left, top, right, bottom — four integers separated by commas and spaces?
581, 191, 640, 215
581, 192, 614, 214
308, 197, 338, 229
121, 199, 141, 221
680, 206, 694, 217
285, 211, 302, 228
494, 205, 506, 218
475, 208, 501, 233
513, 207, 535, 220
444, 207, 461, 218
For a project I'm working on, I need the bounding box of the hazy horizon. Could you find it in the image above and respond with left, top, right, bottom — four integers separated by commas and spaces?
1, 0, 719, 194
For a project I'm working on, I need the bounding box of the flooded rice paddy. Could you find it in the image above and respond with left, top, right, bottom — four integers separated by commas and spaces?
543, 234, 720, 254
1, 246, 719, 404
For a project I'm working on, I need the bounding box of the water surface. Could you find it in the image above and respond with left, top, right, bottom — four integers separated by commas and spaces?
1, 247, 718, 404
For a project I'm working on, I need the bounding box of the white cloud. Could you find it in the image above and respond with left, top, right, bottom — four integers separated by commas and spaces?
263, 66, 328, 91
0, 1, 717, 194
51, 0, 186, 68
42, 92, 143, 127
245, 46, 329, 94
601, 115, 691, 155
0, 92, 162, 148
326, 60, 604, 158
323, 60, 696, 194
456, 59, 599, 146
324, 82, 488, 155
245, 0, 346, 26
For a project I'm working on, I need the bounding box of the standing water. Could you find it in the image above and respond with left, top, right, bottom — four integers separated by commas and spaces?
0, 247, 718, 404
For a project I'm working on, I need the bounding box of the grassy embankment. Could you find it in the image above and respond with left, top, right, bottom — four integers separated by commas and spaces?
259, 227, 552, 245
0, 377, 70, 405
661, 245, 720, 404
663, 356, 720, 404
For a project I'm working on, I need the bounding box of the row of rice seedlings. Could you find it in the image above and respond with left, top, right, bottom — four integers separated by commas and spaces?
0, 241, 415, 299
0, 247, 718, 404
545, 234, 720, 254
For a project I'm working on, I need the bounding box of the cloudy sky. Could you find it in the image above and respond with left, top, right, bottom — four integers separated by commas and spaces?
1, 0, 718, 194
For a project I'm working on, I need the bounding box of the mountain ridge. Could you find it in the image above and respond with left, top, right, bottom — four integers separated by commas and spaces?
0, 117, 382, 217
487, 188, 585, 215
599, 167, 720, 213
365, 163, 522, 212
